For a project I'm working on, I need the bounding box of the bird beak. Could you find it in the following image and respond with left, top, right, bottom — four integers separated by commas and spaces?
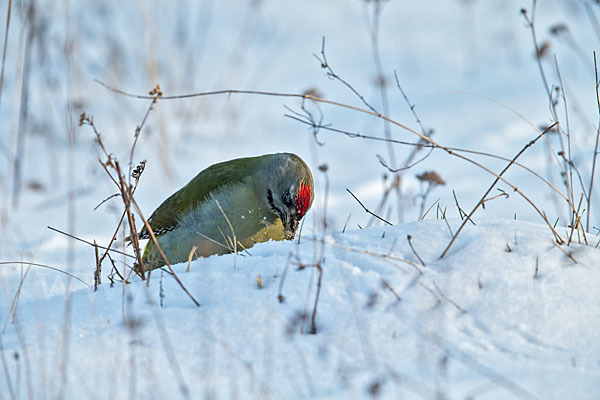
284, 217, 299, 240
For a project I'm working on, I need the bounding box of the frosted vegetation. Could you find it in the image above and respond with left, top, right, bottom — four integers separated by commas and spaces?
1, 1, 599, 399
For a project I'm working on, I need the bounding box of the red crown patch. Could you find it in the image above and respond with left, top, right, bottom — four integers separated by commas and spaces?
295, 181, 311, 219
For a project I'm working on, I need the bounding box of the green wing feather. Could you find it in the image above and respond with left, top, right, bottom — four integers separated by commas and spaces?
140, 155, 266, 238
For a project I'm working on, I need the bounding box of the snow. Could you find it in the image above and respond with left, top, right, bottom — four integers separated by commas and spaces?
2, 219, 599, 399
1, 0, 600, 398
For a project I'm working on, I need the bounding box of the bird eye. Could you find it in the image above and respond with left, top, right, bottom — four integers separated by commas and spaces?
282, 190, 292, 206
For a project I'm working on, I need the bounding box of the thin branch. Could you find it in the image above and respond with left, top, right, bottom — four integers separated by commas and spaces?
93, 193, 119, 211
589, 51, 600, 232
47, 225, 135, 259
0, 0, 12, 111
441, 123, 560, 258
128, 86, 162, 183
346, 188, 393, 226
326, 240, 423, 276
130, 196, 201, 306
313, 37, 379, 114
380, 279, 402, 302
433, 281, 465, 313
421, 199, 440, 220
552, 240, 578, 264
96, 82, 575, 239
522, 2, 552, 102
0, 261, 90, 287
215, 199, 238, 267
286, 111, 572, 206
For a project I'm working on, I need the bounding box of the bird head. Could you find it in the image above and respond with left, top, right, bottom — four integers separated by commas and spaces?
262, 154, 314, 240
267, 180, 313, 239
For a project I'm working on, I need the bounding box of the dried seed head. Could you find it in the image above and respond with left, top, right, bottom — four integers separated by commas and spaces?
132, 160, 147, 180
303, 87, 323, 98
537, 41, 550, 59
549, 23, 568, 36
149, 84, 163, 97
416, 171, 445, 186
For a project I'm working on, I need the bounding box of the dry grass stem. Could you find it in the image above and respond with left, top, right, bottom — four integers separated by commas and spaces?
0, 0, 12, 110
96, 81, 580, 244
2, 264, 30, 333
481, 189, 509, 208
81, 108, 200, 305
93, 240, 101, 291
380, 279, 402, 302
215, 199, 238, 267
342, 213, 351, 233
186, 246, 198, 273
326, 240, 422, 276
440, 122, 561, 259
47, 226, 134, 260
588, 51, 600, 232
552, 240, 578, 264
421, 199, 440, 220
406, 234, 425, 266
433, 281, 465, 313
130, 197, 200, 306
568, 193, 585, 246
0, 261, 90, 287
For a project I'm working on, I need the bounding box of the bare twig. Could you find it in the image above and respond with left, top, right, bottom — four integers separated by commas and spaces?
481, 189, 509, 208
589, 51, 600, 232
93, 240, 101, 291
0, 0, 12, 111
0, 333, 15, 399
3, 263, 31, 333
522, 2, 552, 105
441, 122, 561, 258
47, 226, 135, 259
342, 213, 351, 233
128, 86, 162, 183
452, 190, 473, 223
215, 199, 238, 267
313, 36, 379, 114
96, 82, 574, 239
433, 281, 465, 313
0, 261, 89, 287
326, 240, 423, 276
552, 240, 578, 264
93, 193, 119, 211
297, 263, 322, 335
568, 193, 585, 246
421, 199, 440, 220
288, 108, 572, 209
380, 279, 402, 302
346, 188, 393, 226
130, 196, 201, 306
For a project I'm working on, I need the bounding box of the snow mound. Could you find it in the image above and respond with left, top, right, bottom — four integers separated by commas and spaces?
1, 218, 599, 399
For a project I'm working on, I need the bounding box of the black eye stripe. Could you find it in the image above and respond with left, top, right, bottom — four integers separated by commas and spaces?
267, 189, 283, 218
267, 189, 276, 210
267, 189, 288, 225
283, 190, 292, 206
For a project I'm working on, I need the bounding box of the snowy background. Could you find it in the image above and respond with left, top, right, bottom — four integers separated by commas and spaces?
1, 0, 599, 398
